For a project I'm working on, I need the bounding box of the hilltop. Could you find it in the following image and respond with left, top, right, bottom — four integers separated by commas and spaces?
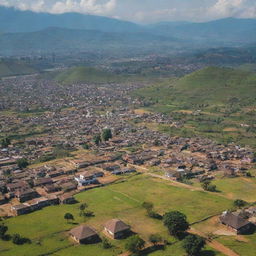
0, 59, 37, 78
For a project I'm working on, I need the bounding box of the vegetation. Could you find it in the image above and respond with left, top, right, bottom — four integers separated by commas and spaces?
0, 60, 37, 78
1, 137, 11, 148
163, 211, 189, 238
101, 128, 112, 142
93, 134, 101, 146
125, 235, 145, 254
54, 67, 123, 84
233, 199, 247, 208
133, 67, 256, 148
12, 234, 31, 245
0, 175, 231, 256
182, 234, 205, 256
201, 181, 217, 192
142, 201, 162, 220
102, 237, 112, 249
64, 213, 74, 223
0, 224, 8, 239
149, 234, 163, 246
16, 158, 29, 169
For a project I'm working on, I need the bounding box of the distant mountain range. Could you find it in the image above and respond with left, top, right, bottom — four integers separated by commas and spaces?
0, 6, 256, 56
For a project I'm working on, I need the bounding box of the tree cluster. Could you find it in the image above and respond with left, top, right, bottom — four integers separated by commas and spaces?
201, 180, 217, 192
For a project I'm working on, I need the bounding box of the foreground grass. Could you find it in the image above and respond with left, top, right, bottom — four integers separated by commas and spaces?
0, 175, 233, 256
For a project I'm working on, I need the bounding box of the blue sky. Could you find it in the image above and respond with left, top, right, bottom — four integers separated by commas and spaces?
0, 0, 256, 23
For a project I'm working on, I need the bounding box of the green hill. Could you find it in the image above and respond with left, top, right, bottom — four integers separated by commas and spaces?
54, 66, 124, 84
173, 67, 256, 106
238, 63, 256, 72
135, 67, 256, 108
134, 67, 256, 147
0, 60, 37, 78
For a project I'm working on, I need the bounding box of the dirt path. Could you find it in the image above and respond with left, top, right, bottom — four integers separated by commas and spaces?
190, 228, 240, 256
130, 164, 237, 201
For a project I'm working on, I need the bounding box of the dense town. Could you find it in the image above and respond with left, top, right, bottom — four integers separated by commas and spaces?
1, 74, 256, 241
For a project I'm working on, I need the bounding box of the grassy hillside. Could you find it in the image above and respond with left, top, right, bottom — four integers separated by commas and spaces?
133, 67, 256, 147
53, 66, 125, 84
238, 63, 256, 72
173, 67, 256, 106
0, 60, 37, 77
52, 66, 163, 84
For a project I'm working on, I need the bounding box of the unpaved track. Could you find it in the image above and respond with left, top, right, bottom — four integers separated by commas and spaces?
190, 228, 240, 256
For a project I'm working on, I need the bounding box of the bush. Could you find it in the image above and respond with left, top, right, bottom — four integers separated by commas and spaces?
142, 202, 153, 211
12, 234, 31, 245
0, 224, 8, 239
148, 210, 162, 220
125, 235, 145, 253
149, 234, 163, 245
234, 199, 247, 208
201, 181, 217, 192
102, 237, 112, 249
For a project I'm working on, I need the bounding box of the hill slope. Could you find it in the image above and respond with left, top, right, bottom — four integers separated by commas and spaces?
134, 67, 256, 147
173, 67, 256, 106
0, 60, 37, 77
53, 66, 122, 84
135, 67, 256, 107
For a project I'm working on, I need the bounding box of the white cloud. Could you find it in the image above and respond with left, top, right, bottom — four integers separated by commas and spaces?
208, 0, 256, 19
0, 0, 256, 22
0, 0, 117, 15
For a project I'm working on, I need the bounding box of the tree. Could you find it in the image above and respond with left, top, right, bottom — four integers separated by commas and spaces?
201, 181, 217, 192
142, 201, 153, 211
182, 234, 205, 256
149, 234, 162, 246
64, 213, 74, 223
79, 203, 88, 212
163, 211, 189, 238
17, 158, 29, 169
12, 234, 22, 245
1, 137, 11, 148
102, 128, 112, 142
234, 199, 247, 208
125, 235, 145, 254
0, 224, 8, 239
93, 134, 101, 145
12, 233, 31, 245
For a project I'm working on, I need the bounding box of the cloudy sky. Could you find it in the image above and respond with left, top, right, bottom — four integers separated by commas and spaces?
0, 0, 256, 23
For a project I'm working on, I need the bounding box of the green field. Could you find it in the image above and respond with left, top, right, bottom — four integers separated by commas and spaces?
191, 176, 256, 202
0, 175, 233, 256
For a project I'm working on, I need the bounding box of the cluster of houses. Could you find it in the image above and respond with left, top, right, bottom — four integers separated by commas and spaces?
0, 73, 255, 223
